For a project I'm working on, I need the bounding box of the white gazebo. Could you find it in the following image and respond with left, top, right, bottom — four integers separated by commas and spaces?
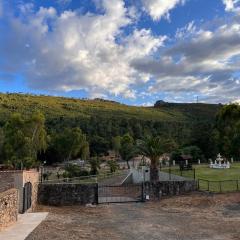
209, 153, 230, 169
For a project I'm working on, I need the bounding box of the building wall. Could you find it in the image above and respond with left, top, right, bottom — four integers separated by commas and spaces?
23, 170, 39, 212
0, 172, 14, 193
0, 189, 18, 231
131, 166, 150, 183
0, 170, 39, 213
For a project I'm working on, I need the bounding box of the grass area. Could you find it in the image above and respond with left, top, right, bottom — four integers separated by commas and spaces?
194, 163, 240, 192
162, 163, 240, 192
194, 163, 240, 181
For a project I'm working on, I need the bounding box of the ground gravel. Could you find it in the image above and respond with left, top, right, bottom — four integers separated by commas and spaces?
26, 192, 240, 240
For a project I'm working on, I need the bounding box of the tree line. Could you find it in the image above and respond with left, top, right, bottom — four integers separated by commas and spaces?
0, 104, 239, 172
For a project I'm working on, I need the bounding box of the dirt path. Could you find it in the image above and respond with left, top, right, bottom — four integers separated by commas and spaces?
26, 192, 240, 240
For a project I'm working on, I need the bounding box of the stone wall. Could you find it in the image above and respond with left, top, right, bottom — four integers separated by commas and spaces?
38, 183, 98, 206
0, 172, 14, 193
0, 189, 18, 231
0, 170, 39, 213
146, 180, 198, 200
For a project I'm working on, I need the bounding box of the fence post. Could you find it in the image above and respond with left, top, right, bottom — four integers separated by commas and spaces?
237, 180, 239, 191
141, 182, 145, 202
198, 179, 200, 190
95, 183, 99, 205
169, 168, 171, 180
207, 180, 209, 191
194, 168, 196, 180
219, 181, 222, 193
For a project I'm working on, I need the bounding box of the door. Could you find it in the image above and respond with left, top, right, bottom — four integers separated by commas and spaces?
22, 182, 32, 213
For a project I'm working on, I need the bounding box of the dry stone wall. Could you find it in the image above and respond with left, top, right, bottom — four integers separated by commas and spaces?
0, 189, 18, 230
146, 180, 198, 200
38, 183, 98, 206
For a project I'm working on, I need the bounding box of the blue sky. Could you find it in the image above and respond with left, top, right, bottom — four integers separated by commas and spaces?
0, 0, 240, 105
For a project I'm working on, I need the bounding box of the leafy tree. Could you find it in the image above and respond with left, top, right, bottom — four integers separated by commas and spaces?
189, 122, 217, 159
2, 113, 47, 169
112, 136, 121, 158
53, 127, 88, 163
170, 149, 182, 163
138, 136, 176, 182
181, 145, 203, 162
119, 133, 136, 169
89, 135, 109, 156
27, 112, 48, 159
215, 104, 240, 158
88, 157, 101, 175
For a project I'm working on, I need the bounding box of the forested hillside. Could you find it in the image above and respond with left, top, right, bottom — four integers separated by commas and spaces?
0, 93, 221, 163
0, 93, 220, 123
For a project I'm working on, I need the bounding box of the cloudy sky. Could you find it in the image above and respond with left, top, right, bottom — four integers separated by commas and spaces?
0, 0, 240, 105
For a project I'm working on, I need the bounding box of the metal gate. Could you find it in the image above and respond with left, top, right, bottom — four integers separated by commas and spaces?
98, 183, 144, 204
22, 182, 32, 213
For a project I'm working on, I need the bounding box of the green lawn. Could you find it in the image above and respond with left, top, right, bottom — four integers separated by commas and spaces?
162, 163, 240, 192
194, 163, 240, 181
194, 163, 240, 192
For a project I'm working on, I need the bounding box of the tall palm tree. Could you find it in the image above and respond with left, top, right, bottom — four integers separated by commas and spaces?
138, 136, 176, 182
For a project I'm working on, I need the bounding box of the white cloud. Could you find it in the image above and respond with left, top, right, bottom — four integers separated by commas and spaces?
132, 20, 240, 103
0, 0, 165, 99
222, 0, 240, 12
142, 0, 185, 21
175, 21, 196, 39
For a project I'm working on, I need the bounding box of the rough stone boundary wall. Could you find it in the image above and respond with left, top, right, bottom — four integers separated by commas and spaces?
147, 180, 198, 200
38, 183, 98, 206
0, 172, 14, 193
0, 189, 18, 231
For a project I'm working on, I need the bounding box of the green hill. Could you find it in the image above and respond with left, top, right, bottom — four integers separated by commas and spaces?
0, 93, 221, 158
0, 93, 220, 123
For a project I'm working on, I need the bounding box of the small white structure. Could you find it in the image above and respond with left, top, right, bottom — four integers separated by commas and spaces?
209, 154, 230, 169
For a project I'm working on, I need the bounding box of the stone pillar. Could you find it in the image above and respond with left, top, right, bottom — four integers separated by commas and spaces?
231, 157, 234, 163
172, 160, 175, 166
198, 159, 201, 165
185, 160, 188, 165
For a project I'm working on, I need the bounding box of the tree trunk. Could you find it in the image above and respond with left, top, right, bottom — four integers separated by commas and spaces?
150, 165, 159, 183
126, 160, 130, 169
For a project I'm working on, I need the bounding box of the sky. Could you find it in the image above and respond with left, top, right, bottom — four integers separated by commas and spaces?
0, 0, 240, 106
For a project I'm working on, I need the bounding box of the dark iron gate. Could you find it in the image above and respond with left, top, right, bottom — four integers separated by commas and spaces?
98, 183, 144, 204
22, 182, 32, 213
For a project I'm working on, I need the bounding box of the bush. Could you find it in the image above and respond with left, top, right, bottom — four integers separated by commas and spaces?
64, 164, 89, 178
107, 160, 119, 173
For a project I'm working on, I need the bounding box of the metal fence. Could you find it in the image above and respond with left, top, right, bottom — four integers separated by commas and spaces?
198, 179, 240, 193
41, 171, 127, 184
160, 167, 196, 180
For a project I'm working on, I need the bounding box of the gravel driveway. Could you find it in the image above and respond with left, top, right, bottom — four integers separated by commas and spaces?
26, 192, 240, 240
